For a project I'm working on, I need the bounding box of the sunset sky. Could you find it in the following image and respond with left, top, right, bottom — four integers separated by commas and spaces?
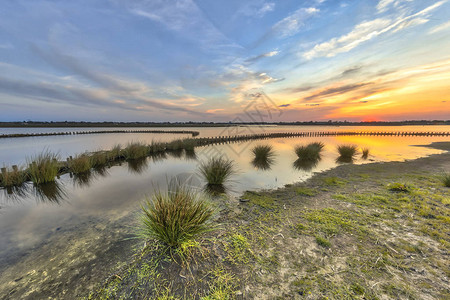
1, 0, 449, 122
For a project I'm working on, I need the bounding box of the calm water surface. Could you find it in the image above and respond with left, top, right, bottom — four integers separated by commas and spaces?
0, 125, 449, 298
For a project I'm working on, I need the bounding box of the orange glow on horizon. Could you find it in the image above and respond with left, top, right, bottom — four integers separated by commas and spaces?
276, 59, 450, 121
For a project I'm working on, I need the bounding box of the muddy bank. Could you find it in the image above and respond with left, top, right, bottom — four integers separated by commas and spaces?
0, 212, 139, 299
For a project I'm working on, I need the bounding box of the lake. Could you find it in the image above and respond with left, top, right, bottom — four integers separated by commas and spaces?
0, 125, 449, 298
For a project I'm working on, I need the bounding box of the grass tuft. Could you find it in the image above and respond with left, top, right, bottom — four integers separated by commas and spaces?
27, 151, 60, 184
0, 166, 26, 187
108, 144, 122, 160
388, 182, 410, 192
69, 154, 91, 174
251, 145, 275, 170
139, 184, 214, 247
337, 144, 358, 162
294, 142, 324, 161
124, 142, 149, 160
199, 157, 235, 185
440, 173, 450, 187
182, 139, 196, 151
90, 151, 108, 168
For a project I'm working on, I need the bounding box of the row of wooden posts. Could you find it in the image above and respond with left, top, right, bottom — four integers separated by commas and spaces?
192, 131, 450, 147
1, 130, 448, 181
0, 129, 200, 139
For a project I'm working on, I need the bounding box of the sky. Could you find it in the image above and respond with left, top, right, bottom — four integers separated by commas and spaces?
0, 0, 449, 122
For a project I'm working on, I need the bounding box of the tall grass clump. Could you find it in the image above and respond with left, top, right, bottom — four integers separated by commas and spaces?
149, 141, 165, 154
441, 173, 450, 187
199, 157, 235, 185
337, 144, 358, 162
166, 139, 184, 151
108, 144, 122, 160
295, 142, 325, 161
90, 151, 108, 168
251, 145, 275, 170
0, 166, 26, 187
124, 142, 149, 160
182, 139, 196, 151
27, 151, 60, 184
69, 154, 91, 174
139, 184, 214, 247
361, 148, 370, 159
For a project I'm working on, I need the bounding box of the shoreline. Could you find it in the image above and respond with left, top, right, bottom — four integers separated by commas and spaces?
1, 121, 449, 128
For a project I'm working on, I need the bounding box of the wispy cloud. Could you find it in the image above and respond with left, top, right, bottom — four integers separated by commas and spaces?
127, 0, 242, 53
236, 1, 275, 18
303, 82, 373, 101
32, 45, 148, 94
376, 0, 396, 13
245, 50, 279, 63
272, 7, 319, 38
428, 20, 450, 34
303, 2, 444, 60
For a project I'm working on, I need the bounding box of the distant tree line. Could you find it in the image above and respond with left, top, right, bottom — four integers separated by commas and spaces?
0, 120, 449, 128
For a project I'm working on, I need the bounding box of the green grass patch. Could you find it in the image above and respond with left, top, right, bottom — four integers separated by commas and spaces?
315, 235, 331, 248
225, 233, 253, 264
201, 265, 237, 300
241, 191, 276, 209
302, 208, 370, 237
323, 176, 347, 186
295, 187, 317, 196
387, 182, 411, 192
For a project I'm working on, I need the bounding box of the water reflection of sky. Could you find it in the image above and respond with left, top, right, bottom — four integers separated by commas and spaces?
0, 129, 449, 293
1, 125, 449, 165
